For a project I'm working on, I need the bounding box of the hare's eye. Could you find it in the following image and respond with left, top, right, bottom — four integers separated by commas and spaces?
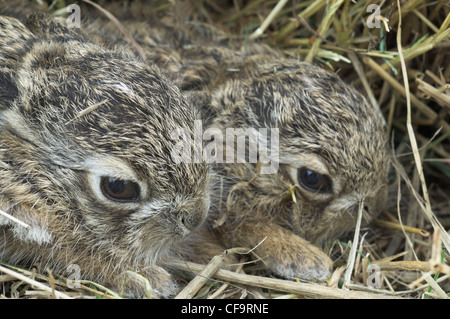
100, 177, 140, 202
298, 168, 332, 193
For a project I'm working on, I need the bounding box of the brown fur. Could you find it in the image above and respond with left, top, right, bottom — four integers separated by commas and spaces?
0, 11, 211, 297
1, 1, 389, 290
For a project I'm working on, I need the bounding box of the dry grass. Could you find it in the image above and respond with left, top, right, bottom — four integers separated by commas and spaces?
1, 0, 449, 299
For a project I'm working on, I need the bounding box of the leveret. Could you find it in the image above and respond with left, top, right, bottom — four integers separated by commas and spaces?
0, 13, 210, 297
191, 57, 389, 281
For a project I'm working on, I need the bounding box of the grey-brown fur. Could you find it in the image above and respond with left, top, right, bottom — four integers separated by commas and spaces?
0, 11, 211, 297
0, 1, 389, 290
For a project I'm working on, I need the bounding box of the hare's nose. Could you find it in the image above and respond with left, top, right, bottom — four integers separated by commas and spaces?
363, 187, 387, 217
176, 198, 210, 231
178, 211, 203, 231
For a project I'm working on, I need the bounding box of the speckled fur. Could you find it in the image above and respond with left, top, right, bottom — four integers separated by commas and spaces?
0, 1, 389, 288
0, 11, 211, 297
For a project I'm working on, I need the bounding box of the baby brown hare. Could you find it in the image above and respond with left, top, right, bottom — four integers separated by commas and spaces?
0, 14, 211, 298
198, 57, 389, 282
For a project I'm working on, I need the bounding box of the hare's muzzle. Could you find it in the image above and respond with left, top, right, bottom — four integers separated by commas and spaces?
178, 210, 204, 231
172, 197, 210, 234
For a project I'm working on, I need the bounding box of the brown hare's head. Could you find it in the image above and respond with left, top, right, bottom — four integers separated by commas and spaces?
0, 14, 210, 297
209, 59, 388, 243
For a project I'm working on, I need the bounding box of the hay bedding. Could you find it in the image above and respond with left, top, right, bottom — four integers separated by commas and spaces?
0, 0, 448, 299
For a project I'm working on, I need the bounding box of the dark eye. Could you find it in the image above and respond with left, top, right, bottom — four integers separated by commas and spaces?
100, 177, 140, 202
298, 168, 332, 193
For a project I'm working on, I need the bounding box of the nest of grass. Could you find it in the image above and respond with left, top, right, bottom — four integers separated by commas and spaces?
1, 0, 449, 299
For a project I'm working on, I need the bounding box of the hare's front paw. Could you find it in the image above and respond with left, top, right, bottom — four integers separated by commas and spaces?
255, 228, 333, 282
267, 242, 333, 282
119, 265, 178, 298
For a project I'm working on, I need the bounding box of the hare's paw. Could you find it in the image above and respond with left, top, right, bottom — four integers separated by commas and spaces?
120, 265, 178, 299
264, 240, 333, 282
272, 251, 332, 282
